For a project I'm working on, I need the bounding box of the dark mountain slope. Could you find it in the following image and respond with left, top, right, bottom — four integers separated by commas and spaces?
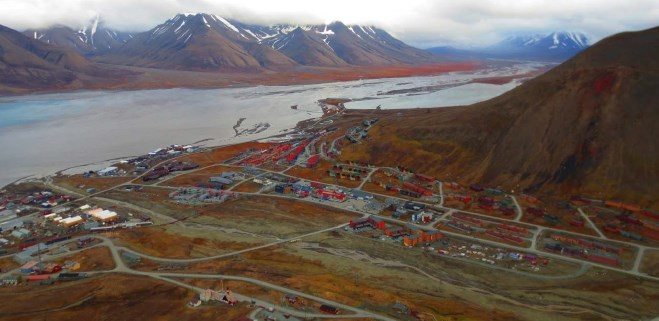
24, 16, 133, 56
341, 26, 659, 206
99, 14, 296, 71
0, 24, 92, 91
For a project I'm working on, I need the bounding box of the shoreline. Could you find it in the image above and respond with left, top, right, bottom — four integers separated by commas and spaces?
0, 62, 544, 189
0, 62, 483, 97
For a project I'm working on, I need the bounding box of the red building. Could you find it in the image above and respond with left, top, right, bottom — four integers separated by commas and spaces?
570, 219, 585, 227
348, 216, 385, 230
316, 190, 346, 202
414, 173, 435, 183
307, 155, 320, 167
385, 227, 407, 237
402, 182, 433, 196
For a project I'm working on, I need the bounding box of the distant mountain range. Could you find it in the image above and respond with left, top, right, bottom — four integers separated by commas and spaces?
0, 24, 95, 91
428, 32, 590, 61
0, 14, 600, 94
19, 13, 440, 71
24, 15, 133, 56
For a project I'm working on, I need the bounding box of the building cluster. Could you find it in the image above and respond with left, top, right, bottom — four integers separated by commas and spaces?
124, 144, 200, 174
142, 161, 199, 182
0, 190, 74, 216
391, 201, 426, 219
344, 118, 378, 144
571, 196, 659, 242
196, 171, 245, 189
237, 134, 324, 168
544, 233, 623, 266
274, 180, 379, 204
444, 213, 531, 244
41, 204, 122, 230
348, 215, 443, 247
326, 165, 369, 181
444, 183, 518, 216
346, 212, 551, 272
369, 168, 438, 199
169, 187, 238, 204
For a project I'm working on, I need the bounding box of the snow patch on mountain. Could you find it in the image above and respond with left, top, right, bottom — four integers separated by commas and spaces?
315, 25, 335, 35
214, 15, 240, 33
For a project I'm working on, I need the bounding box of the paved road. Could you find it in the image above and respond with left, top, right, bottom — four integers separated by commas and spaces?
152, 273, 398, 321
632, 247, 646, 273
108, 224, 347, 263
124, 171, 659, 281
377, 214, 659, 280
577, 207, 606, 238
437, 180, 445, 207
101, 232, 610, 320
356, 168, 375, 189
157, 277, 365, 320
510, 195, 523, 221
92, 196, 179, 224
37, 150, 659, 286
84, 236, 399, 321
51, 164, 658, 282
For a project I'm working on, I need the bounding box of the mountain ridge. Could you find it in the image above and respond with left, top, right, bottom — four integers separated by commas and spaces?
427, 31, 590, 62
27, 13, 442, 71
341, 26, 659, 206
23, 15, 134, 56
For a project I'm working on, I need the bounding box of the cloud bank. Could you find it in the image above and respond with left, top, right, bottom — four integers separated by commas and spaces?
0, 0, 657, 47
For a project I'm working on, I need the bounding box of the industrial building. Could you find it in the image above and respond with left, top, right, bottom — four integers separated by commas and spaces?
14, 243, 48, 264
86, 208, 119, 222
60, 216, 83, 227
97, 166, 119, 176
349, 216, 385, 230
11, 228, 31, 239
210, 176, 233, 185
19, 261, 39, 274
349, 189, 373, 200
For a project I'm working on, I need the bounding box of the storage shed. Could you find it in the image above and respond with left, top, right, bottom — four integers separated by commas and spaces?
210, 177, 233, 185
60, 216, 83, 227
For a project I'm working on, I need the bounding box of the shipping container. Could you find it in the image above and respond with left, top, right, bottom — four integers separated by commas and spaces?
320, 305, 340, 315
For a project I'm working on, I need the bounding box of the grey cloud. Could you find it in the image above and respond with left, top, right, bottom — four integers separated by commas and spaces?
0, 0, 656, 48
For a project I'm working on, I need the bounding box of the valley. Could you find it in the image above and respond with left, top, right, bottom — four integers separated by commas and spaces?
1, 3, 657, 321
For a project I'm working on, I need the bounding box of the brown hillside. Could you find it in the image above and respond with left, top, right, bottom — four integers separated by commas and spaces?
340, 26, 659, 207
0, 24, 89, 91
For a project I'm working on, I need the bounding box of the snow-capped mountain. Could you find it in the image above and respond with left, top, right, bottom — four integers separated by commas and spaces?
0, 24, 95, 93
98, 13, 296, 70
501, 32, 589, 50
427, 31, 590, 62
24, 15, 133, 56
98, 13, 440, 70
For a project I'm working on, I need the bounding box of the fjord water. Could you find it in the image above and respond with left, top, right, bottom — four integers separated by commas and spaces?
0, 62, 545, 187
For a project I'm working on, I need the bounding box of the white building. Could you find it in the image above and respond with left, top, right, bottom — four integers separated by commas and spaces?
97, 166, 119, 176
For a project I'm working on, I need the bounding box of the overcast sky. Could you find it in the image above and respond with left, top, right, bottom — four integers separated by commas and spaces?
1, 0, 657, 47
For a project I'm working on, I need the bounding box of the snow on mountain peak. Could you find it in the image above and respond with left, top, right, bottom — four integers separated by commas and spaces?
213, 14, 240, 33
315, 25, 335, 35
504, 31, 589, 50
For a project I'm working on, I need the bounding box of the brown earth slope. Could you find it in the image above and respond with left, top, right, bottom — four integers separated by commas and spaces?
341, 26, 659, 207
0, 24, 89, 91
0, 24, 137, 94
